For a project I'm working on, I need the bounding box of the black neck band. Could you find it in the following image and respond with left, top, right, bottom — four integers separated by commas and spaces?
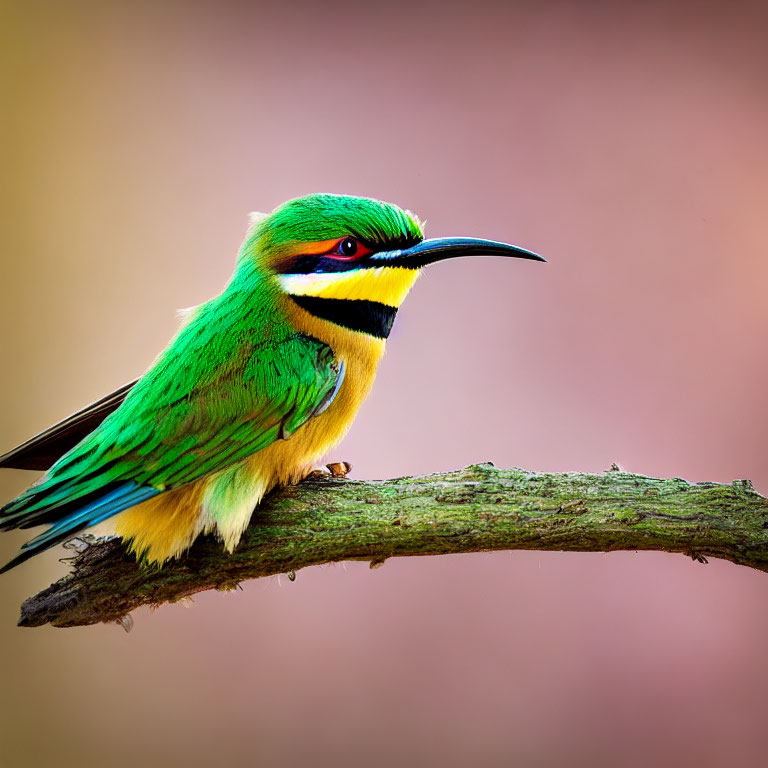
289, 295, 397, 339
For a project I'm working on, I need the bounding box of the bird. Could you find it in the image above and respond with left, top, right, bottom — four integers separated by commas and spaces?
0, 193, 544, 573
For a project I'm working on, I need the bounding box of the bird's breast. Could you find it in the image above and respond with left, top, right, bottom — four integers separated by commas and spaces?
247, 297, 387, 488
115, 298, 387, 564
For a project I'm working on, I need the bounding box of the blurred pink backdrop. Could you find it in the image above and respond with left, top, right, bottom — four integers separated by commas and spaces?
1, 1, 768, 766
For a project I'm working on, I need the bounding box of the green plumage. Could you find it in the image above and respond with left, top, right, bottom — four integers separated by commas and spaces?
1, 195, 420, 567
252, 193, 423, 253
2, 191, 525, 574
2, 255, 338, 516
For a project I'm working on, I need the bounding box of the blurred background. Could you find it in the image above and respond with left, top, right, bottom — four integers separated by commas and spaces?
1, 1, 767, 766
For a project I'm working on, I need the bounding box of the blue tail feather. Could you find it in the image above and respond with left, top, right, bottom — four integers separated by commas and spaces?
0, 482, 159, 574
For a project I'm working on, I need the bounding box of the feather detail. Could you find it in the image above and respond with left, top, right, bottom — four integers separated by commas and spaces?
0, 380, 137, 471
115, 480, 208, 563
0, 482, 159, 574
176, 304, 202, 328
248, 211, 268, 230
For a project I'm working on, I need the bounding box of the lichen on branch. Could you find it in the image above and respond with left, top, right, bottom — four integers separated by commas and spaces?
17, 463, 768, 629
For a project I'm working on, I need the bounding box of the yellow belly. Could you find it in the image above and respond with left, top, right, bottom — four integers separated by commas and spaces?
115, 306, 385, 565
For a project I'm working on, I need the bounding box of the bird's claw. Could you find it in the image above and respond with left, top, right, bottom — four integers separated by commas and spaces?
302, 462, 353, 481
62, 535, 96, 553
326, 461, 352, 478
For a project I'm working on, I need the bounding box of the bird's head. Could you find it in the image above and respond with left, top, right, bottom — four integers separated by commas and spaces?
245, 193, 544, 340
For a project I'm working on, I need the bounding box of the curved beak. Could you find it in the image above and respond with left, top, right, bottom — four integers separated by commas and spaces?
369, 237, 546, 269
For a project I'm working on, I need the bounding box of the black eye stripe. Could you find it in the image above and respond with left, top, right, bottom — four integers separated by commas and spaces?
274, 234, 423, 275
281, 255, 362, 274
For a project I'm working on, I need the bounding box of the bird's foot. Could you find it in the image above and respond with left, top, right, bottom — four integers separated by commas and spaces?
326, 461, 352, 478
62, 534, 97, 553
303, 462, 353, 480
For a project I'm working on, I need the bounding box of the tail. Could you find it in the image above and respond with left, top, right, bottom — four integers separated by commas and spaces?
0, 481, 159, 574
0, 379, 137, 470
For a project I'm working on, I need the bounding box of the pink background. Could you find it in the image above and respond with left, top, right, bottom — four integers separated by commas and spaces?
2, 2, 768, 766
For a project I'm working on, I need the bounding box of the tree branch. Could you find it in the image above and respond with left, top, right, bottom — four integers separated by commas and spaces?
17, 463, 768, 629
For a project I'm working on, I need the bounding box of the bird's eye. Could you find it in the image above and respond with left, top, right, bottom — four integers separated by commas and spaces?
336, 238, 358, 257
324, 237, 372, 262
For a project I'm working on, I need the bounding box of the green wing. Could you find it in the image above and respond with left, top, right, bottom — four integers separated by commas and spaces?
0, 331, 342, 549
117, 332, 342, 490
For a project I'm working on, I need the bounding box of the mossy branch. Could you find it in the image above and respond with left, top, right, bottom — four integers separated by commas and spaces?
17, 463, 768, 629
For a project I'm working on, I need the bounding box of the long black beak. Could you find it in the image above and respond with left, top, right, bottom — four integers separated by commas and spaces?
369, 237, 546, 269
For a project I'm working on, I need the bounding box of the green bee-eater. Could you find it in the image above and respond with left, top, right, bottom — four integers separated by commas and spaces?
0, 194, 543, 572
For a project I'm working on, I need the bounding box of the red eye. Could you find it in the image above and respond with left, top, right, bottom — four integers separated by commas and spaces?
327, 237, 372, 261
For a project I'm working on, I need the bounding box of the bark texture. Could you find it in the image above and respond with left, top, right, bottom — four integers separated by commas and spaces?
17, 463, 768, 629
